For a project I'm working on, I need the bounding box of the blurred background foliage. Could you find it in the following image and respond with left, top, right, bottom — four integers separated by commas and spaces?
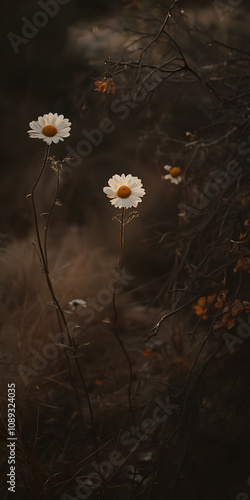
1, 0, 249, 237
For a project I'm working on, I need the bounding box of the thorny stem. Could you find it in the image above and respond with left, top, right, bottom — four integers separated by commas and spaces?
30, 145, 99, 463
112, 208, 135, 425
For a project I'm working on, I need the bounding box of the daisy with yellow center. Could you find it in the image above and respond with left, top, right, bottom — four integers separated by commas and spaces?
27, 112, 71, 145
103, 174, 145, 209
163, 165, 182, 185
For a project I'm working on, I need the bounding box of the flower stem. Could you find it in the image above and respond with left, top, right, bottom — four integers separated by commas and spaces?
31, 144, 50, 272
112, 208, 135, 425
30, 145, 99, 462
44, 169, 60, 270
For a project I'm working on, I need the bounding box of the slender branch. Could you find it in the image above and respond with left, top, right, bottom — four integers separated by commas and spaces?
144, 296, 198, 342
207, 39, 250, 56
105, 59, 184, 74
136, 0, 179, 80
163, 29, 222, 102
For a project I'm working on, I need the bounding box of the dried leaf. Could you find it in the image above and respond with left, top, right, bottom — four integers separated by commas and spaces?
242, 301, 250, 313
234, 256, 250, 273
95, 77, 115, 94
242, 197, 250, 210
231, 300, 244, 317
193, 295, 216, 320
244, 219, 250, 230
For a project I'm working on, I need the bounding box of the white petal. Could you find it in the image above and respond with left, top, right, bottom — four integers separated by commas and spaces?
108, 181, 119, 191
29, 121, 41, 131
129, 177, 142, 188
108, 175, 122, 189
113, 174, 122, 183
113, 198, 122, 208
28, 132, 43, 138
38, 116, 46, 128
28, 132, 45, 139
58, 126, 71, 132
52, 136, 60, 144
121, 199, 131, 208
57, 119, 71, 130
131, 199, 139, 207
124, 174, 132, 184
103, 187, 116, 197
132, 183, 142, 191
27, 130, 39, 135
55, 114, 65, 124
58, 130, 70, 138
45, 114, 54, 125
50, 113, 59, 126
132, 188, 145, 197
129, 195, 141, 205
43, 137, 53, 144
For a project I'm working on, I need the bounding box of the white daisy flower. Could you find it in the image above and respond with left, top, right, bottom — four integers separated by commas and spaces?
162, 165, 182, 184
103, 174, 145, 209
27, 112, 71, 145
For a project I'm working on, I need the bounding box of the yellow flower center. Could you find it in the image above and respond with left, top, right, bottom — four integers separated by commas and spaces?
42, 125, 58, 137
170, 167, 181, 177
117, 185, 132, 199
